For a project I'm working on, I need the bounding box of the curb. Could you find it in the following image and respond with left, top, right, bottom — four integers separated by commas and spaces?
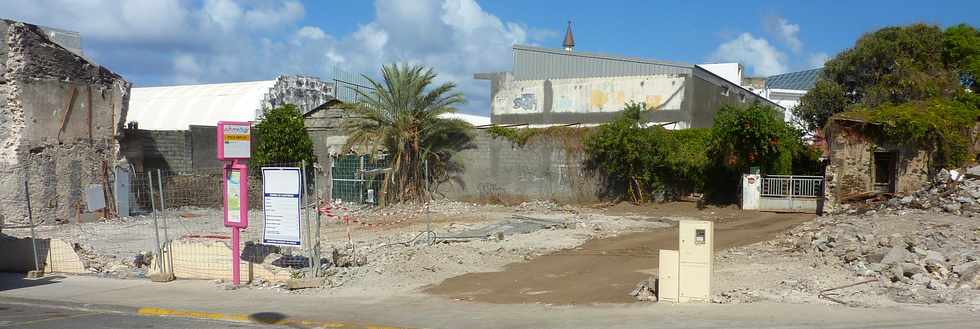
1, 295, 407, 329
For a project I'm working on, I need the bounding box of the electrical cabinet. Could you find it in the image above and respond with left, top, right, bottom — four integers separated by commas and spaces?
658, 249, 679, 302
678, 220, 713, 303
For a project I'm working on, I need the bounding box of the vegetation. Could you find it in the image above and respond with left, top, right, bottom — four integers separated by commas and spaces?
486, 125, 592, 152
839, 94, 980, 167
584, 102, 820, 203
253, 104, 315, 167
343, 64, 475, 203
794, 23, 980, 132
584, 102, 713, 202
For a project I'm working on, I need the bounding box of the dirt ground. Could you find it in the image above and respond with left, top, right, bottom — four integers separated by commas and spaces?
425, 203, 813, 304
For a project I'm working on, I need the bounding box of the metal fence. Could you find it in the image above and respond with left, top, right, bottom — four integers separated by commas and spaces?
760, 175, 824, 197
331, 154, 390, 205
1, 157, 335, 283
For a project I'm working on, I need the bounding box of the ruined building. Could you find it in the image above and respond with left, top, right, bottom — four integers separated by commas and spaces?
1, 19, 131, 224
823, 113, 980, 212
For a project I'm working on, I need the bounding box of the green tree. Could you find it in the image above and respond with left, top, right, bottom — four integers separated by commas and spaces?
584, 102, 711, 203
253, 104, 315, 167
794, 23, 968, 132
944, 24, 980, 92
343, 64, 474, 202
709, 103, 809, 175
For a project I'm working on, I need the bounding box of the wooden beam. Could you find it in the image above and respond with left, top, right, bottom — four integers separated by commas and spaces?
57, 86, 78, 143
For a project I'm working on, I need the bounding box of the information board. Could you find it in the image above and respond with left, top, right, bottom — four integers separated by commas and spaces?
262, 167, 302, 247
217, 121, 251, 160
222, 163, 248, 228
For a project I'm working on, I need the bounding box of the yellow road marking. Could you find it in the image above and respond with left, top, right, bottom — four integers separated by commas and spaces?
136, 307, 407, 329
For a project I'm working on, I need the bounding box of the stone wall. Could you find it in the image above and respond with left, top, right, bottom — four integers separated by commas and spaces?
1, 20, 130, 224
824, 120, 932, 211
436, 130, 601, 204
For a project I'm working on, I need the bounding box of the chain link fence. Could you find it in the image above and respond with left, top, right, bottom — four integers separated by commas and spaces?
1, 157, 332, 284
331, 154, 390, 205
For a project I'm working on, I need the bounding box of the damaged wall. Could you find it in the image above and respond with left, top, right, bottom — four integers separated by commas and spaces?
0, 20, 130, 225
435, 130, 601, 204
823, 119, 931, 211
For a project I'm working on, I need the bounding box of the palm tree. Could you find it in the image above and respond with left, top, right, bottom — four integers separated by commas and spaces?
343, 64, 475, 202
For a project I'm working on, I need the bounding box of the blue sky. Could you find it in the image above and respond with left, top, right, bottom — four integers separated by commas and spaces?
2, 0, 978, 115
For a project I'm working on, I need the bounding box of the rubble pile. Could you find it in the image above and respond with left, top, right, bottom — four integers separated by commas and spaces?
785, 211, 980, 304
629, 276, 659, 302
840, 167, 980, 217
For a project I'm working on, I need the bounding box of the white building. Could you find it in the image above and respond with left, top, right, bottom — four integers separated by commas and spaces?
756, 68, 823, 125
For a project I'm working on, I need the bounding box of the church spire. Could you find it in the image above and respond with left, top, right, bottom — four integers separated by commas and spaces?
563, 20, 575, 51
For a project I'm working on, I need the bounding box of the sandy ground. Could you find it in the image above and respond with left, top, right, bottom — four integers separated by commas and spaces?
7, 199, 980, 309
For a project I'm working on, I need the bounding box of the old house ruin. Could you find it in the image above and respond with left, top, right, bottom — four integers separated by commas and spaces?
0, 19, 130, 225
823, 113, 980, 211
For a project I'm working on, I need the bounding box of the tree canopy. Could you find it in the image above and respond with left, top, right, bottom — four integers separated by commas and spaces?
794, 23, 980, 132
253, 104, 316, 167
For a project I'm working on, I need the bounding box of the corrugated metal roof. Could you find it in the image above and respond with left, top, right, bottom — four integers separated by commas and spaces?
128, 80, 276, 130
439, 112, 491, 126
512, 45, 692, 81
766, 68, 823, 90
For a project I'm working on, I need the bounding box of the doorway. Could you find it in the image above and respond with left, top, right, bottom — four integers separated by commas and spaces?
873, 152, 897, 193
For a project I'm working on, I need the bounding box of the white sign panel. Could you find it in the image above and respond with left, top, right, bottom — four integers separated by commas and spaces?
222, 124, 251, 159
262, 167, 302, 246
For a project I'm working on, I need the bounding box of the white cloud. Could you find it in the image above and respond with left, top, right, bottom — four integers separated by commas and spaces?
710, 33, 788, 76
807, 52, 830, 68
0, 0, 548, 115
764, 17, 802, 54
296, 26, 325, 40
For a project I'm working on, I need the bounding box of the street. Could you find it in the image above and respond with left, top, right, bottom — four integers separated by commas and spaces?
0, 301, 271, 329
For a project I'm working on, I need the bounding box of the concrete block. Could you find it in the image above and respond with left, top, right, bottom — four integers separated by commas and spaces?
286, 277, 327, 290
150, 272, 175, 282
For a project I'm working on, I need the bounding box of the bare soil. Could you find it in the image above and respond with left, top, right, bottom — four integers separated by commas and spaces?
425, 204, 814, 304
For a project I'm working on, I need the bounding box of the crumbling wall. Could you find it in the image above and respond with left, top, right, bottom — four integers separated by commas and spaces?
436, 130, 601, 204
824, 121, 932, 212
261, 75, 335, 116
0, 20, 130, 224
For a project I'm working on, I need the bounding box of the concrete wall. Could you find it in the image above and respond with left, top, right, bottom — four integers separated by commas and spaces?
823, 120, 931, 211
1, 20, 130, 224
490, 73, 691, 127
120, 125, 225, 173
436, 130, 601, 203
689, 67, 783, 128
261, 75, 336, 116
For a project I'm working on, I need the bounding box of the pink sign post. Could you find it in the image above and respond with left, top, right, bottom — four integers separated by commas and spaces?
217, 121, 251, 286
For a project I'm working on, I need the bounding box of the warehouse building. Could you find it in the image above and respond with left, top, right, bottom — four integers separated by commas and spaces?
477, 26, 783, 129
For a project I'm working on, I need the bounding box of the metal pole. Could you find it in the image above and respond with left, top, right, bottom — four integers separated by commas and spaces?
302, 161, 313, 272
24, 169, 40, 274
148, 171, 163, 272
424, 158, 431, 235
312, 162, 321, 277
156, 169, 171, 272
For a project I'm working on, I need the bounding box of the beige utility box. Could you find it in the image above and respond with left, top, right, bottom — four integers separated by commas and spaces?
658, 249, 679, 302
678, 220, 714, 302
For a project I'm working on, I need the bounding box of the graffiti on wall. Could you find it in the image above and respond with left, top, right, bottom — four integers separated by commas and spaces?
512, 93, 537, 111
493, 75, 685, 115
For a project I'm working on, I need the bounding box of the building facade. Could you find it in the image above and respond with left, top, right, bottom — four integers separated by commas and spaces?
478, 45, 783, 129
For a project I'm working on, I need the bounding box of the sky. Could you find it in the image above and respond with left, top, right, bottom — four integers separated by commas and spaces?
2, 0, 978, 116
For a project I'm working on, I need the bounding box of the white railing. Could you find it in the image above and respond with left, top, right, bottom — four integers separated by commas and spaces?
760, 175, 823, 198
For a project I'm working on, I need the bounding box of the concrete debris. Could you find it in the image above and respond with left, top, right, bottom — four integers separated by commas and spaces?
629, 276, 658, 302
784, 209, 980, 304
840, 168, 980, 217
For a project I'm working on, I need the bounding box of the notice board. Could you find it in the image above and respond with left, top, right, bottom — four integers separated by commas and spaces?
261, 167, 302, 247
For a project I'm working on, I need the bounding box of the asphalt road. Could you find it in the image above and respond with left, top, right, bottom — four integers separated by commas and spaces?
0, 301, 272, 329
